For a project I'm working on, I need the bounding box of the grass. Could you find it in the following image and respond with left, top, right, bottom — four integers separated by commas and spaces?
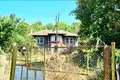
31, 61, 44, 70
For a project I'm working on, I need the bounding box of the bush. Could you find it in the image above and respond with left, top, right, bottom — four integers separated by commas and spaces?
96, 70, 104, 80
0, 50, 4, 54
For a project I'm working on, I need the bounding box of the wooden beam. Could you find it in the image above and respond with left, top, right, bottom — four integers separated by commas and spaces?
34, 71, 36, 80
20, 66, 23, 80
28, 67, 88, 75
103, 45, 111, 80
111, 42, 115, 80
30, 45, 104, 49
10, 44, 17, 80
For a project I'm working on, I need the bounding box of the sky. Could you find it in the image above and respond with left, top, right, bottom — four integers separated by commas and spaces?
0, 0, 79, 25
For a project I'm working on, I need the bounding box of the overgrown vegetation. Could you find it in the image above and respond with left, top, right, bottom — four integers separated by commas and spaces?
1, 0, 120, 79
71, 0, 120, 79
72, 0, 120, 47
0, 14, 80, 51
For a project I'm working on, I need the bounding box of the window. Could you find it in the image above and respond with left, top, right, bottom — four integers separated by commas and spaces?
51, 35, 62, 42
65, 38, 69, 44
70, 38, 74, 44
51, 35, 55, 41
59, 36, 62, 42
65, 37, 74, 44
57, 36, 62, 42
36, 37, 44, 44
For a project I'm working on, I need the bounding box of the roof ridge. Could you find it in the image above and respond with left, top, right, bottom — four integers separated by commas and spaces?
31, 30, 78, 36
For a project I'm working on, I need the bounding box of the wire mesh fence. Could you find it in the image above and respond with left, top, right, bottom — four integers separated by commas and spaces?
41, 46, 105, 80
8, 44, 115, 80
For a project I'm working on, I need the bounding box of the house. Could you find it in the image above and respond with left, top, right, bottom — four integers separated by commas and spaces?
31, 30, 78, 52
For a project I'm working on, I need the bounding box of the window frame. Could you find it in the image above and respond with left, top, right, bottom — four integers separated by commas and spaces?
51, 35, 62, 42
65, 37, 74, 44
65, 37, 69, 44
70, 38, 74, 44
36, 37, 44, 44
51, 35, 56, 41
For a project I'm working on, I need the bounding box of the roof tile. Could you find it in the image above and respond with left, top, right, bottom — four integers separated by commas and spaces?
31, 30, 78, 36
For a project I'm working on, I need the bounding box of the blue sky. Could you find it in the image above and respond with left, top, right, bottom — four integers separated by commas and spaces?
0, 0, 79, 25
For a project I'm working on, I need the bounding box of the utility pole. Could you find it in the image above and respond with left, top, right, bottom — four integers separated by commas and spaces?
55, 13, 60, 52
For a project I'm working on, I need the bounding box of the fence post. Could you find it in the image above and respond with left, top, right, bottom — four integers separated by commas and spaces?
34, 70, 36, 80
44, 47, 46, 80
111, 42, 115, 80
20, 66, 23, 80
0, 54, 6, 80
103, 45, 111, 80
10, 43, 17, 80
30, 47, 32, 65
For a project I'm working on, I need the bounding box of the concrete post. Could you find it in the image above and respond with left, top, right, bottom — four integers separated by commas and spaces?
0, 54, 6, 80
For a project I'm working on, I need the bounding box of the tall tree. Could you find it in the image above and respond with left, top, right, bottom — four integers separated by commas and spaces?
72, 0, 120, 47
0, 14, 20, 50
13, 22, 29, 45
45, 23, 55, 30
31, 21, 44, 31
0, 14, 30, 50
58, 22, 69, 31
70, 22, 81, 33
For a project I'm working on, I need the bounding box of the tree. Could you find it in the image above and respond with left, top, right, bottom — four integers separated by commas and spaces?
72, 0, 120, 47
0, 14, 20, 50
13, 22, 29, 45
45, 22, 74, 32
45, 23, 55, 30
0, 14, 30, 50
31, 21, 44, 32
70, 22, 81, 33
58, 22, 69, 31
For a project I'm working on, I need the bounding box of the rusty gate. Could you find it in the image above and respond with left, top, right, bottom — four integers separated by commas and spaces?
9, 43, 115, 80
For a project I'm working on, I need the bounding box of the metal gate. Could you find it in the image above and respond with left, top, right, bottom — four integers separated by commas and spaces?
9, 43, 115, 80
